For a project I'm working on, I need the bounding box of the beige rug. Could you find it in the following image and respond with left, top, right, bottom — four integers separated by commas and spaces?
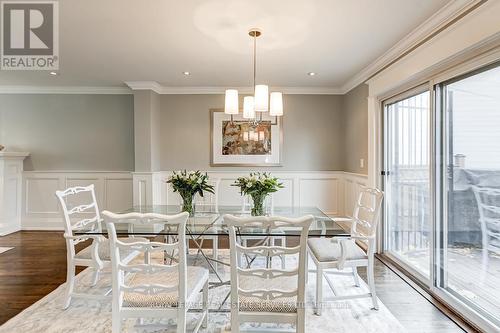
0, 251, 406, 332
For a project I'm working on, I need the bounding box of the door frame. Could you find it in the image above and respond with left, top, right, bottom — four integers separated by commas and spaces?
381, 84, 434, 285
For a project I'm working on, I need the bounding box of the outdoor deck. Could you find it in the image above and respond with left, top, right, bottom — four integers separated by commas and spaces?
403, 246, 500, 318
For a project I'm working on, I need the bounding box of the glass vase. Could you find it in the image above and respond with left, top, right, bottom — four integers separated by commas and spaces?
251, 194, 266, 216
181, 193, 195, 217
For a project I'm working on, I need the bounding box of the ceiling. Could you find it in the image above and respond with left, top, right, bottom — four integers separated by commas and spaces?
0, 0, 450, 91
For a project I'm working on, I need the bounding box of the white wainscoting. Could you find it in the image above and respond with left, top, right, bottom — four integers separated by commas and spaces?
144, 171, 368, 217
20, 170, 368, 230
22, 172, 133, 230
342, 172, 369, 217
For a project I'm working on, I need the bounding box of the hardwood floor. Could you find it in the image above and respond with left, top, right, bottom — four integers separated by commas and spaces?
0, 231, 85, 325
0, 231, 466, 332
358, 263, 466, 333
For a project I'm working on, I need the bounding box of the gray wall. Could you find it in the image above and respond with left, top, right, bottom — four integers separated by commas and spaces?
159, 94, 344, 171
342, 84, 368, 174
0, 94, 134, 171
0, 90, 370, 173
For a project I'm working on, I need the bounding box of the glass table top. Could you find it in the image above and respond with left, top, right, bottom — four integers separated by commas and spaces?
78, 205, 350, 237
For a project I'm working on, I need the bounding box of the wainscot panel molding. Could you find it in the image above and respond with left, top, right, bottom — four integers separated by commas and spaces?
22, 171, 133, 230
149, 171, 368, 217
22, 171, 368, 230
342, 172, 369, 217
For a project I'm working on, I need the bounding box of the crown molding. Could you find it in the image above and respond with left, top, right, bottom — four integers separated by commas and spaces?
0, 85, 132, 94
124, 81, 163, 93
124, 81, 343, 95
341, 0, 486, 94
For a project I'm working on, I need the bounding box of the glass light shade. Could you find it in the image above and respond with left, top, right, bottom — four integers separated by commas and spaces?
243, 96, 255, 119
224, 89, 239, 115
251, 131, 258, 141
254, 84, 269, 112
269, 92, 283, 116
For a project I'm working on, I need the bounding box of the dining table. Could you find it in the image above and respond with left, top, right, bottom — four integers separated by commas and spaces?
79, 205, 351, 311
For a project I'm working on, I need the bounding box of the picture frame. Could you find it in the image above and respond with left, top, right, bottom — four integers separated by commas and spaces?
210, 109, 283, 166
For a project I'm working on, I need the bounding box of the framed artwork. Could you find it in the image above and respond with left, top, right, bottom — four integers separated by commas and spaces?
210, 109, 282, 166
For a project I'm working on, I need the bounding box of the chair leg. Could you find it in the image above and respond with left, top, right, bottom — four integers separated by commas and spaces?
112, 314, 121, 333
231, 309, 240, 333
202, 280, 209, 328
178, 308, 187, 333
90, 268, 100, 286
367, 260, 379, 310
352, 266, 360, 287
297, 307, 306, 333
481, 247, 489, 283
315, 267, 323, 316
63, 263, 76, 309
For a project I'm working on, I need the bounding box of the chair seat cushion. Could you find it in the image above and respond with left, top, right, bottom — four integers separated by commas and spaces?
238, 275, 297, 313
122, 266, 208, 308
75, 237, 148, 260
308, 238, 367, 262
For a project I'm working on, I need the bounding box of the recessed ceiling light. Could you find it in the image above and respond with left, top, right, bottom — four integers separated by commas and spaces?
307, 72, 316, 76
49, 71, 58, 76
183, 71, 190, 76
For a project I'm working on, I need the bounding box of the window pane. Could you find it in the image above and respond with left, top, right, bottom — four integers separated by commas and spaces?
384, 91, 431, 278
442, 64, 500, 323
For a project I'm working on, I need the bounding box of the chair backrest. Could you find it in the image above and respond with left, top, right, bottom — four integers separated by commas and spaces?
194, 179, 220, 213
351, 187, 384, 238
241, 194, 274, 213
103, 211, 189, 307
224, 214, 313, 311
472, 185, 500, 252
55, 184, 102, 239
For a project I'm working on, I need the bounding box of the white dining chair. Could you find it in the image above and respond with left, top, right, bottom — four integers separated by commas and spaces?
307, 187, 383, 314
55, 185, 145, 309
103, 210, 208, 333
240, 194, 287, 269
472, 185, 500, 271
225, 214, 313, 333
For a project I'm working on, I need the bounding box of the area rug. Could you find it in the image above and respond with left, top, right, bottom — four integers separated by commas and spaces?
0, 251, 405, 333
0, 247, 13, 254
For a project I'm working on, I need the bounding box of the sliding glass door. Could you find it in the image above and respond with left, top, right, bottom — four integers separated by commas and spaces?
381, 57, 500, 330
438, 63, 500, 326
383, 89, 431, 278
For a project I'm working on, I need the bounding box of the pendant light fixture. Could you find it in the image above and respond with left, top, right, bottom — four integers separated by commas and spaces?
224, 29, 283, 124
